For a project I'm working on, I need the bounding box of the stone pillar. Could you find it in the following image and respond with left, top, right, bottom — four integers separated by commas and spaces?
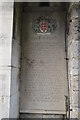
67, 2, 80, 118
9, 3, 22, 118
0, 2, 14, 119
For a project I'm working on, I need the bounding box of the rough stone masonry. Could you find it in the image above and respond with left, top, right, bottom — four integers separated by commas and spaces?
67, 2, 80, 118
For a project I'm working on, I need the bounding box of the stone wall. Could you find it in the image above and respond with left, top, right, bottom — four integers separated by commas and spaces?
0, 2, 80, 119
0, 2, 22, 118
0, 2, 14, 119
67, 2, 80, 118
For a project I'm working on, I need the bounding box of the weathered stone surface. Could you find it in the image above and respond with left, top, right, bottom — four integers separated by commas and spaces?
9, 3, 22, 118
11, 39, 20, 68
71, 108, 79, 118
20, 113, 43, 118
2, 96, 10, 118
67, 2, 80, 118
10, 91, 19, 118
20, 113, 64, 119
0, 2, 14, 119
72, 91, 78, 107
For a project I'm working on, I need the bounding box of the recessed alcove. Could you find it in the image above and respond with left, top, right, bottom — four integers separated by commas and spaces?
10, 2, 69, 119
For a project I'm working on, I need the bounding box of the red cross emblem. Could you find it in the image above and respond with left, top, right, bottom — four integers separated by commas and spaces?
40, 22, 48, 33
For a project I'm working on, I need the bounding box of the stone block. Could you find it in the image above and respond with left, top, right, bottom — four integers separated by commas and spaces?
71, 58, 78, 69
72, 80, 78, 91
71, 41, 78, 59
11, 39, 20, 68
10, 91, 19, 118
2, 2, 13, 13
10, 67, 19, 96
0, 76, 2, 96
0, 20, 13, 66
71, 68, 78, 76
0, 15, 2, 35
0, 66, 11, 96
79, 67, 80, 75
42, 114, 63, 118
0, 44, 12, 66
72, 41, 78, 58
0, 2, 13, 66
71, 108, 79, 118
71, 7, 78, 20
72, 91, 79, 107
0, 96, 2, 119
2, 96, 10, 118
20, 113, 42, 119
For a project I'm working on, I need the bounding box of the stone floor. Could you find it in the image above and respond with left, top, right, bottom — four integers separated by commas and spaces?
20, 113, 66, 119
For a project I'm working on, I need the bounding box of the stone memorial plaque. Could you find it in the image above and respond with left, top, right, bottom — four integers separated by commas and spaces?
20, 9, 68, 114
